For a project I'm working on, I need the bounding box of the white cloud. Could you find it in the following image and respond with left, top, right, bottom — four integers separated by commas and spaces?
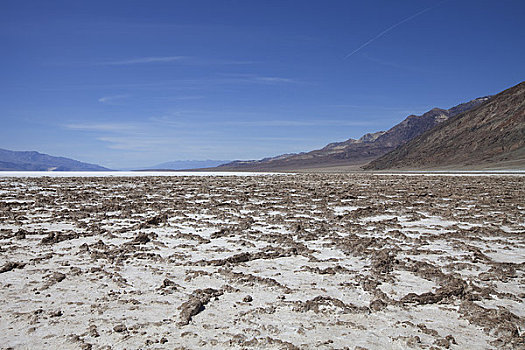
64, 123, 137, 132
98, 94, 129, 104
97, 136, 176, 151
99, 56, 187, 65
222, 119, 376, 127
171, 95, 205, 101
344, 1, 447, 59
216, 73, 298, 84
41, 74, 298, 92
255, 76, 296, 83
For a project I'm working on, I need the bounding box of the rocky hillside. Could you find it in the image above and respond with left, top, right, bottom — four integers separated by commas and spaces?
219, 96, 489, 171
364, 81, 525, 170
0, 149, 110, 171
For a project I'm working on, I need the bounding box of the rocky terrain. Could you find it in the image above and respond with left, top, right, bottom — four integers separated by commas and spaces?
0, 149, 110, 171
0, 174, 524, 349
365, 81, 525, 170
218, 97, 489, 171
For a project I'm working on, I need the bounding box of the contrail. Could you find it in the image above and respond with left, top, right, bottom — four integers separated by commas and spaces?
344, 0, 449, 60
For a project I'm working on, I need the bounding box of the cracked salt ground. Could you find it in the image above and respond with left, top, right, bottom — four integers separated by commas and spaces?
0, 173, 524, 349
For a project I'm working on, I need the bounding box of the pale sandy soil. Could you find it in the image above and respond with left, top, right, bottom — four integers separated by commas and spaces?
0, 174, 524, 349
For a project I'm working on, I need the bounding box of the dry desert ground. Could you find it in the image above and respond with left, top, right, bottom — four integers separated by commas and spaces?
0, 174, 524, 349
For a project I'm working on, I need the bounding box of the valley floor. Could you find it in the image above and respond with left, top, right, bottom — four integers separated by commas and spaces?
0, 174, 524, 349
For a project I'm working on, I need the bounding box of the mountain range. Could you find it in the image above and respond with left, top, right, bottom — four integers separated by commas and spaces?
218, 95, 491, 171
3, 81, 523, 172
365, 81, 525, 170
140, 160, 231, 171
0, 149, 110, 171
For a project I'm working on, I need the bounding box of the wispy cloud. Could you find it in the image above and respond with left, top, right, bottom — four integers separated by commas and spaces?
171, 95, 205, 101
64, 123, 137, 132
327, 103, 428, 113
98, 94, 129, 104
250, 136, 313, 142
41, 75, 297, 92
344, 0, 449, 59
99, 56, 187, 65
218, 73, 298, 84
97, 136, 176, 151
222, 119, 374, 127
97, 56, 255, 67
150, 114, 376, 128
255, 76, 296, 83
150, 95, 206, 102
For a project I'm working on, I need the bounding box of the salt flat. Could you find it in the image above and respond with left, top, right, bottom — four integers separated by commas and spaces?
0, 171, 286, 178
0, 174, 523, 349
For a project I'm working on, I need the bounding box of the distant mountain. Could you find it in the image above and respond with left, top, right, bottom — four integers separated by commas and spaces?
218, 96, 489, 171
144, 160, 230, 170
364, 81, 525, 170
0, 149, 110, 171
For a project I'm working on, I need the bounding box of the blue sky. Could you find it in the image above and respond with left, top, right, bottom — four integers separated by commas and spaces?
1, 0, 524, 169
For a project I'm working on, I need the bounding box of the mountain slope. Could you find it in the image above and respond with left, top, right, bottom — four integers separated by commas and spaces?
218, 96, 489, 171
143, 160, 230, 170
364, 81, 525, 170
0, 149, 111, 171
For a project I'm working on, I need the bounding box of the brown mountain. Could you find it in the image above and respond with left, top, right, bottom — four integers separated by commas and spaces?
364, 81, 525, 170
218, 96, 489, 171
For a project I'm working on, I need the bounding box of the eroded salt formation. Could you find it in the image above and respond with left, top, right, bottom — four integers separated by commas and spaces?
0, 174, 523, 349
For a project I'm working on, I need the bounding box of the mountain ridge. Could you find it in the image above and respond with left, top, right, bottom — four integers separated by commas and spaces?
364, 81, 525, 170
0, 148, 111, 171
217, 96, 490, 171
141, 160, 231, 171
